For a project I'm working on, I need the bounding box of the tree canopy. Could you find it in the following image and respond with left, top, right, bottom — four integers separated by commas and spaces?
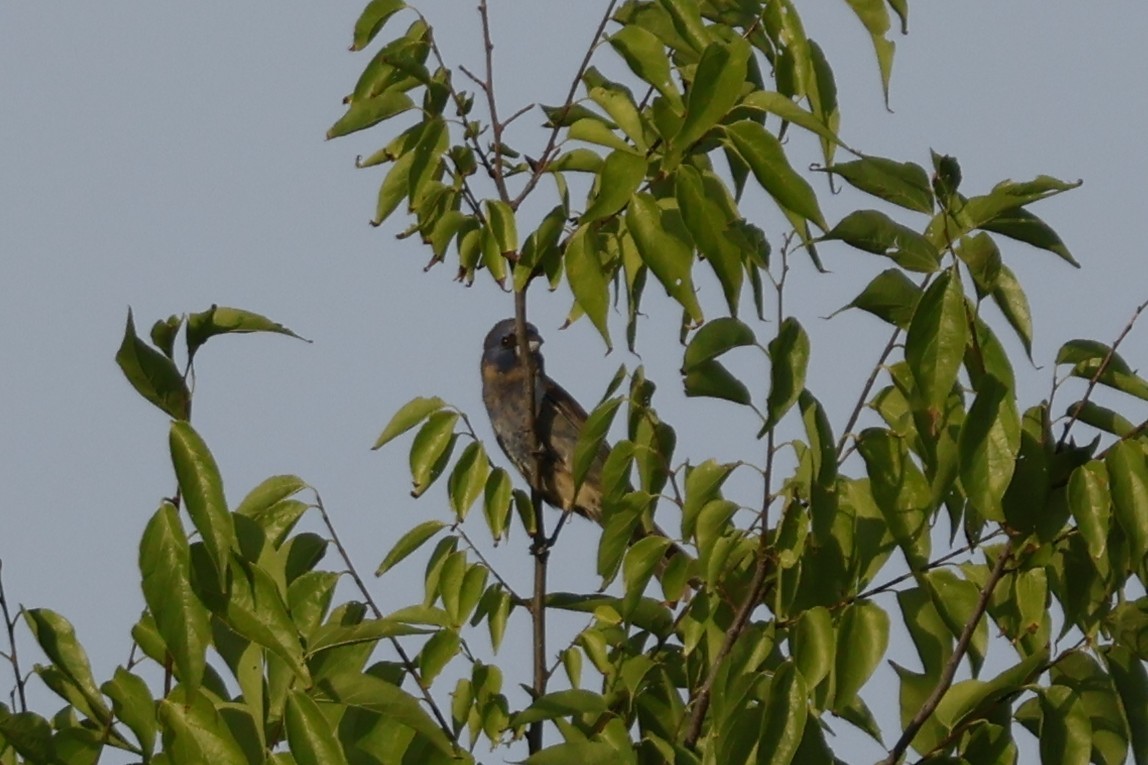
2, 2, 1146, 765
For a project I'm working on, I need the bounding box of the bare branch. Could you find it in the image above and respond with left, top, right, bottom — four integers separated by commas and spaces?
0, 560, 27, 712
1059, 298, 1148, 445
313, 492, 459, 747
880, 540, 1014, 765
513, 290, 550, 754
511, 0, 619, 210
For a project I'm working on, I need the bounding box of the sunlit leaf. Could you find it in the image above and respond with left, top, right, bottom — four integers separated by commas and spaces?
723, 120, 826, 229
115, 308, 190, 420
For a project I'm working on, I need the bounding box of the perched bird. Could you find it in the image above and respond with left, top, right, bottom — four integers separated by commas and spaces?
481, 318, 696, 589
480, 318, 609, 522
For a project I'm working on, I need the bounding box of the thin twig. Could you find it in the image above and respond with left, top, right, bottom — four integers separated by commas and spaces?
682, 239, 796, 747
835, 324, 901, 462
880, 540, 1014, 765
476, 1, 511, 203
511, 0, 619, 211
455, 526, 524, 605
682, 553, 769, 746
313, 492, 458, 745
0, 560, 27, 712
849, 529, 1005, 604
1059, 298, 1148, 445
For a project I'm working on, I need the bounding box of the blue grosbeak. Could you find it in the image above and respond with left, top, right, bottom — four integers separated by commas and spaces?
481, 318, 609, 523
481, 319, 699, 591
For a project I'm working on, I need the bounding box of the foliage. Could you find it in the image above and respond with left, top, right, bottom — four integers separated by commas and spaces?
2, 2, 1147, 765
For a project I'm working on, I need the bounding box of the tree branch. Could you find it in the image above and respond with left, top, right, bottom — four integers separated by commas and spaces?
313, 492, 458, 747
1059, 298, 1148, 445
879, 539, 1014, 765
0, 560, 27, 712
511, 0, 619, 210
475, 0, 511, 203
513, 290, 550, 754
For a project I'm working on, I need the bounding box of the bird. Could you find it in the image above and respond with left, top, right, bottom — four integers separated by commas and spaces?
480, 318, 698, 593
480, 318, 609, 522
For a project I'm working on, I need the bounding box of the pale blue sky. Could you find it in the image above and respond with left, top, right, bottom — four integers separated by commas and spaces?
2, 2, 1146, 761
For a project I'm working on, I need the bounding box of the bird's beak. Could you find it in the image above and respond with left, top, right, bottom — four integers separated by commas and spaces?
528, 337, 542, 353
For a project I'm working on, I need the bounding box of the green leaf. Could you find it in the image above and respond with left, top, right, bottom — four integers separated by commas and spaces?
1106, 440, 1148, 567
350, 0, 407, 51
959, 375, 1020, 523
845, 0, 895, 106
671, 37, 751, 163
568, 117, 635, 152
316, 672, 456, 757
956, 232, 1001, 294
905, 270, 967, 414
101, 667, 157, 757
483, 199, 517, 257
185, 306, 308, 362
925, 174, 1082, 248
565, 224, 612, 348
723, 120, 826, 229
158, 686, 249, 765
170, 421, 234, 588
418, 628, 461, 684
1038, 686, 1092, 765
235, 474, 308, 518
23, 609, 111, 724
682, 318, 756, 370
625, 193, 703, 323
1103, 645, 1148, 764
223, 555, 311, 683
581, 150, 646, 222
758, 660, 808, 765
512, 689, 609, 726
856, 428, 931, 569
150, 314, 182, 359
372, 149, 416, 226
674, 166, 744, 313
573, 396, 624, 491
523, 742, 618, 765
822, 156, 933, 213
376, 520, 446, 577
764, 317, 810, 430
327, 91, 414, 139
285, 690, 351, 765
896, 587, 952, 678
833, 268, 922, 329
822, 209, 939, 272
373, 396, 447, 450
483, 467, 513, 542
447, 442, 489, 520
608, 25, 682, 108
833, 600, 889, 710
115, 308, 191, 420
408, 410, 458, 497
1066, 400, 1137, 438
790, 607, 834, 689
683, 359, 752, 406
740, 90, 842, 148
990, 264, 1033, 358
1051, 651, 1132, 765
1068, 461, 1111, 561
584, 68, 647, 149
622, 535, 671, 617
981, 206, 1079, 267
139, 503, 209, 690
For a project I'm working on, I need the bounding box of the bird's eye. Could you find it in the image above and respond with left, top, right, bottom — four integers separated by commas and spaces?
501, 333, 515, 348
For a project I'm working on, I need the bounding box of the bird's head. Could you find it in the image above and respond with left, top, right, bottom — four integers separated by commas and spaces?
482, 318, 544, 373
